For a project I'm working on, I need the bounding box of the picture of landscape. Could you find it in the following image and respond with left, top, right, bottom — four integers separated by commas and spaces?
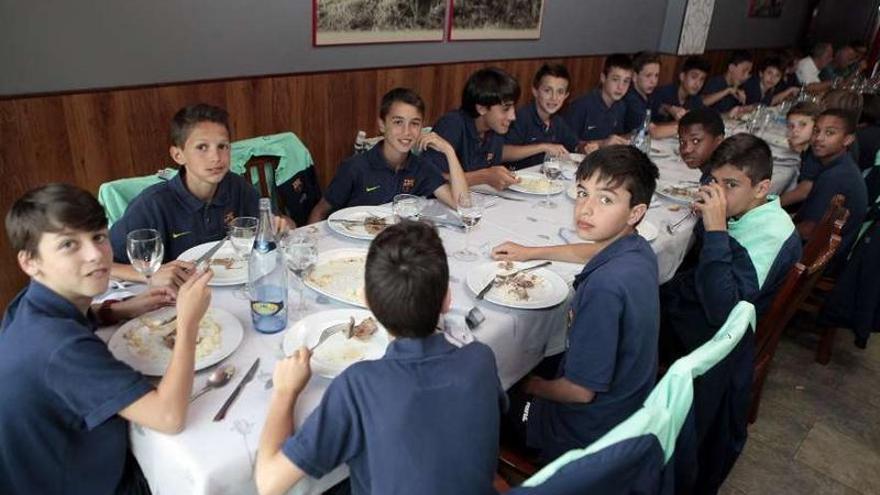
314, 0, 448, 45
449, 0, 545, 41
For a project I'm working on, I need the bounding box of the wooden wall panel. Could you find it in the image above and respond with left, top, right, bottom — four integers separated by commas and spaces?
0, 48, 783, 308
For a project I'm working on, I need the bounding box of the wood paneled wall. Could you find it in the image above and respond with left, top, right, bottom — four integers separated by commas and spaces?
0, 48, 777, 307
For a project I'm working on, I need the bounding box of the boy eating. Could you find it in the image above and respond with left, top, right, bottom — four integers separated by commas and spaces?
0, 183, 213, 494
308, 88, 468, 222
563, 54, 633, 148
652, 56, 711, 123
255, 221, 506, 495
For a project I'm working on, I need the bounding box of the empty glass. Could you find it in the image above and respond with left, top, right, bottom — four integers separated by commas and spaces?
126, 229, 163, 287
454, 192, 485, 262
284, 231, 318, 316
393, 194, 426, 221
229, 216, 258, 264
538, 155, 562, 209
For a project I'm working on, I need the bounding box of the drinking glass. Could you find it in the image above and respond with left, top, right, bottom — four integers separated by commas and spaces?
126, 229, 163, 287
454, 192, 485, 262
393, 194, 426, 221
229, 216, 258, 264
538, 155, 562, 209
284, 231, 318, 316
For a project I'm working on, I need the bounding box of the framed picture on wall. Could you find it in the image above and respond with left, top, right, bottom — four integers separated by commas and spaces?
748, 0, 785, 18
313, 0, 447, 46
449, 0, 545, 41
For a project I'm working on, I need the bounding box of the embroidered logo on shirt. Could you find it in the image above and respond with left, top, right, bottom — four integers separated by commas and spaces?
486, 152, 495, 164
171, 231, 191, 239
586, 125, 597, 130
402, 178, 415, 193
366, 185, 381, 192
291, 177, 303, 193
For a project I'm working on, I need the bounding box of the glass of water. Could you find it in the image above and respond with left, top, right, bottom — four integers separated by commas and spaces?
284, 230, 318, 316
454, 192, 485, 262
393, 194, 426, 221
539, 155, 562, 209
229, 216, 258, 264
126, 229, 163, 287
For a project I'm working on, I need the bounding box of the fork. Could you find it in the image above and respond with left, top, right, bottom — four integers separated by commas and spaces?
666, 210, 695, 234
310, 317, 354, 352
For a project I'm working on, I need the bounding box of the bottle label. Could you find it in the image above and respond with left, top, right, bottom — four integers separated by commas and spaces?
251, 301, 283, 316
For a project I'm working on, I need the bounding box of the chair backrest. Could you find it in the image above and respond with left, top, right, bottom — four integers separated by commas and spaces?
244, 155, 283, 208
97, 168, 178, 226
800, 194, 849, 267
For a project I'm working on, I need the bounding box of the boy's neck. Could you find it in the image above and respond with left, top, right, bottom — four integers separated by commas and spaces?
589, 225, 634, 254
819, 150, 846, 165
534, 102, 552, 125
677, 85, 689, 104
791, 141, 810, 154
725, 72, 736, 87
36, 278, 92, 315
634, 84, 648, 101
184, 171, 219, 203
381, 141, 407, 171
473, 115, 490, 139
600, 89, 615, 108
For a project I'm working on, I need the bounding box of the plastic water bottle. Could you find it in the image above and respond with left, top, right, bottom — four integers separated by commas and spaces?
248, 198, 287, 333
631, 109, 651, 154
354, 130, 367, 155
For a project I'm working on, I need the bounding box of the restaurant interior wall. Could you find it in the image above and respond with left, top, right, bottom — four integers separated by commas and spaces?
705, 0, 816, 50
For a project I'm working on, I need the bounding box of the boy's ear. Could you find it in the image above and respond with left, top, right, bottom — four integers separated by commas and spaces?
600, 72, 607, 85
754, 178, 772, 199
475, 104, 488, 116
531, 87, 540, 100
377, 117, 385, 134
169, 145, 186, 166
17, 250, 40, 278
843, 133, 856, 148
627, 203, 648, 227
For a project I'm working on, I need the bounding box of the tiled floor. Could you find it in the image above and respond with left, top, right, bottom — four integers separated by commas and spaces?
720, 326, 880, 495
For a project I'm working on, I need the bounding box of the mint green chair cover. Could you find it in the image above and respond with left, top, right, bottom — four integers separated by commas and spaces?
97, 168, 178, 226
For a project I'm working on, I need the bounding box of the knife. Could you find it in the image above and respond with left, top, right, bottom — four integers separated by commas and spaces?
193, 237, 228, 272
475, 261, 553, 300
471, 189, 527, 202
213, 358, 259, 422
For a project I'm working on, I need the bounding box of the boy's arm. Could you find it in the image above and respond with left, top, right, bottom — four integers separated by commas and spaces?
701, 86, 736, 107
502, 143, 569, 163
649, 122, 679, 139
419, 132, 468, 209
779, 180, 813, 207
118, 270, 213, 433
771, 86, 800, 106
255, 348, 311, 495
492, 241, 600, 264
524, 375, 595, 403
307, 198, 333, 224
111, 261, 193, 289
445, 167, 519, 191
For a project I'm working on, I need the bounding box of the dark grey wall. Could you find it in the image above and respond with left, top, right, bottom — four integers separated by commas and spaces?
0, 0, 670, 96
705, 0, 813, 50
809, 0, 879, 45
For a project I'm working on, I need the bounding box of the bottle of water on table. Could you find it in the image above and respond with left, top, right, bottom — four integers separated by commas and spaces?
631, 109, 652, 154
248, 198, 288, 333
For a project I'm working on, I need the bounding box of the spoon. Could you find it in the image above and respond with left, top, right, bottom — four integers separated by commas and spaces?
190, 365, 236, 402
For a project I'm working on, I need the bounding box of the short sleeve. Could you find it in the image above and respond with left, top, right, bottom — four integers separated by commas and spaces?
412, 158, 447, 197
282, 374, 363, 478
796, 173, 841, 223
555, 118, 579, 151
504, 117, 527, 145
563, 286, 623, 393
422, 114, 461, 173
46, 333, 153, 430
323, 160, 357, 209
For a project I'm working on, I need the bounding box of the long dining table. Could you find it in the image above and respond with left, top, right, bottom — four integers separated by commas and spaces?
96, 127, 800, 495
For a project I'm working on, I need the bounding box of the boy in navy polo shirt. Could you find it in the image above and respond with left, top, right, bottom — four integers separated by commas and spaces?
795, 109, 868, 273
500, 146, 660, 462
255, 221, 506, 495
661, 134, 802, 359
0, 183, 213, 495
780, 101, 821, 207
701, 50, 753, 116
679, 108, 725, 174
502, 64, 582, 169
110, 104, 263, 288
423, 67, 521, 190
564, 54, 633, 148
652, 56, 711, 123
624, 51, 678, 139
308, 88, 468, 222
742, 56, 800, 107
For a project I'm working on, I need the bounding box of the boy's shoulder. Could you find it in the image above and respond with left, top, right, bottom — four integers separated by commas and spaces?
577, 235, 658, 293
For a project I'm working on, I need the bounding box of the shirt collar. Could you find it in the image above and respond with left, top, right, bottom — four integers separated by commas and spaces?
590, 89, 613, 111
573, 233, 643, 289
528, 102, 547, 130
458, 109, 481, 143
627, 86, 648, 104
366, 142, 413, 173
382, 332, 456, 360
24, 280, 95, 329
170, 168, 234, 212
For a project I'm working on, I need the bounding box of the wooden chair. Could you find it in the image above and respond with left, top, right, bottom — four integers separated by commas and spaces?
749, 195, 848, 422
244, 155, 284, 211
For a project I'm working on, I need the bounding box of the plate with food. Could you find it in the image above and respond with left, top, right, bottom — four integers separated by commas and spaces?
108, 307, 244, 376
327, 206, 395, 241
508, 172, 565, 195
654, 180, 700, 205
283, 309, 390, 378
303, 248, 368, 308
466, 261, 569, 310
178, 241, 247, 286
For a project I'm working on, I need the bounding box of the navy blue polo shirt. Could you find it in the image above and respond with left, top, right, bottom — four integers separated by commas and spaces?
423, 109, 505, 173
324, 143, 446, 210
110, 169, 259, 263
0, 281, 153, 495
504, 101, 579, 169
283, 333, 505, 495
527, 234, 659, 461
651, 84, 705, 122
702, 76, 742, 114
563, 89, 626, 141
795, 152, 868, 270
622, 86, 654, 134
742, 76, 774, 106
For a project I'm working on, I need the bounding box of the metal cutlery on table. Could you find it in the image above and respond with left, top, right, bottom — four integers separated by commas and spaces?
471, 189, 527, 202
474, 261, 553, 301
213, 358, 259, 422
264, 318, 356, 390
666, 210, 695, 234
193, 236, 228, 272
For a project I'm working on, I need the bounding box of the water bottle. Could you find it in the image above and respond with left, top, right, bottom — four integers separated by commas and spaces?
354, 130, 367, 155
631, 109, 651, 154
248, 198, 287, 333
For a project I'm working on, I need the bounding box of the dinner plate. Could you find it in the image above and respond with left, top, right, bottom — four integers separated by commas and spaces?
637, 220, 659, 242
108, 307, 244, 376
303, 248, 368, 308
654, 180, 700, 205
178, 241, 247, 286
509, 172, 565, 195
282, 309, 390, 378
327, 205, 394, 241
467, 261, 569, 310
568, 152, 586, 164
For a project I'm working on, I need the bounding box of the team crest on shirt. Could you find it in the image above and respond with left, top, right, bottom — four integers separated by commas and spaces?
291, 177, 303, 193
402, 178, 416, 193
486, 152, 495, 164
224, 210, 236, 226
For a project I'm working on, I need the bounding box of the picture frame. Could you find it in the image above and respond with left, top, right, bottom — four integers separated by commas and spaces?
448, 0, 545, 41
313, 0, 448, 46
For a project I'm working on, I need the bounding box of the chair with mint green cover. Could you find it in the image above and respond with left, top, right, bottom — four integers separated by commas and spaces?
97, 168, 178, 226
508, 302, 756, 495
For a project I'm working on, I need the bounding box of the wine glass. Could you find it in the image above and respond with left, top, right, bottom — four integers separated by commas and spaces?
284, 231, 318, 316
454, 192, 485, 262
126, 229, 163, 287
393, 194, 426, 221
229, 216, 258, 265
539, 155, 562, 209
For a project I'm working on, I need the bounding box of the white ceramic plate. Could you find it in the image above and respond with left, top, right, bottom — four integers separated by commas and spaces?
108, 307, 244, 376
303, 248, 368, 308
568, 152, 586, 164
654, 180, 700, 205
283, 309, 390, 378
637, 220, 659, 242
466, 261, 569, 309
327, 205, 395, 241
509, 172, 565, 195
178, 241, 247, 286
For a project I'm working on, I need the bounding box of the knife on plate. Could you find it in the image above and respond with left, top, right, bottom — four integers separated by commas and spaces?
213, 358, 259, 422
474, 261, 553, 300
193, 237, 228, 272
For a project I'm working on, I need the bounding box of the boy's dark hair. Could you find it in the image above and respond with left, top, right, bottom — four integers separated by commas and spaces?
603, 54, 634, 75
678, 108, 725, 137
379, 87, 426, 120
6, 183, 107, 257
532, 63, 571, 89
759, 56, 783, 73
461, 67, 521, 118
365, 221, 448, 339
169, 103, 231, 147
632, 51, 660, 74
822, 89, 864, 123
811, 42, 832, 59
575, 145, 658, 207
706, 134, 773, 184
787, 101, 822, 120
680, 56, 711, 75
728, 50, 754, 67
818, 108, 857, 135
